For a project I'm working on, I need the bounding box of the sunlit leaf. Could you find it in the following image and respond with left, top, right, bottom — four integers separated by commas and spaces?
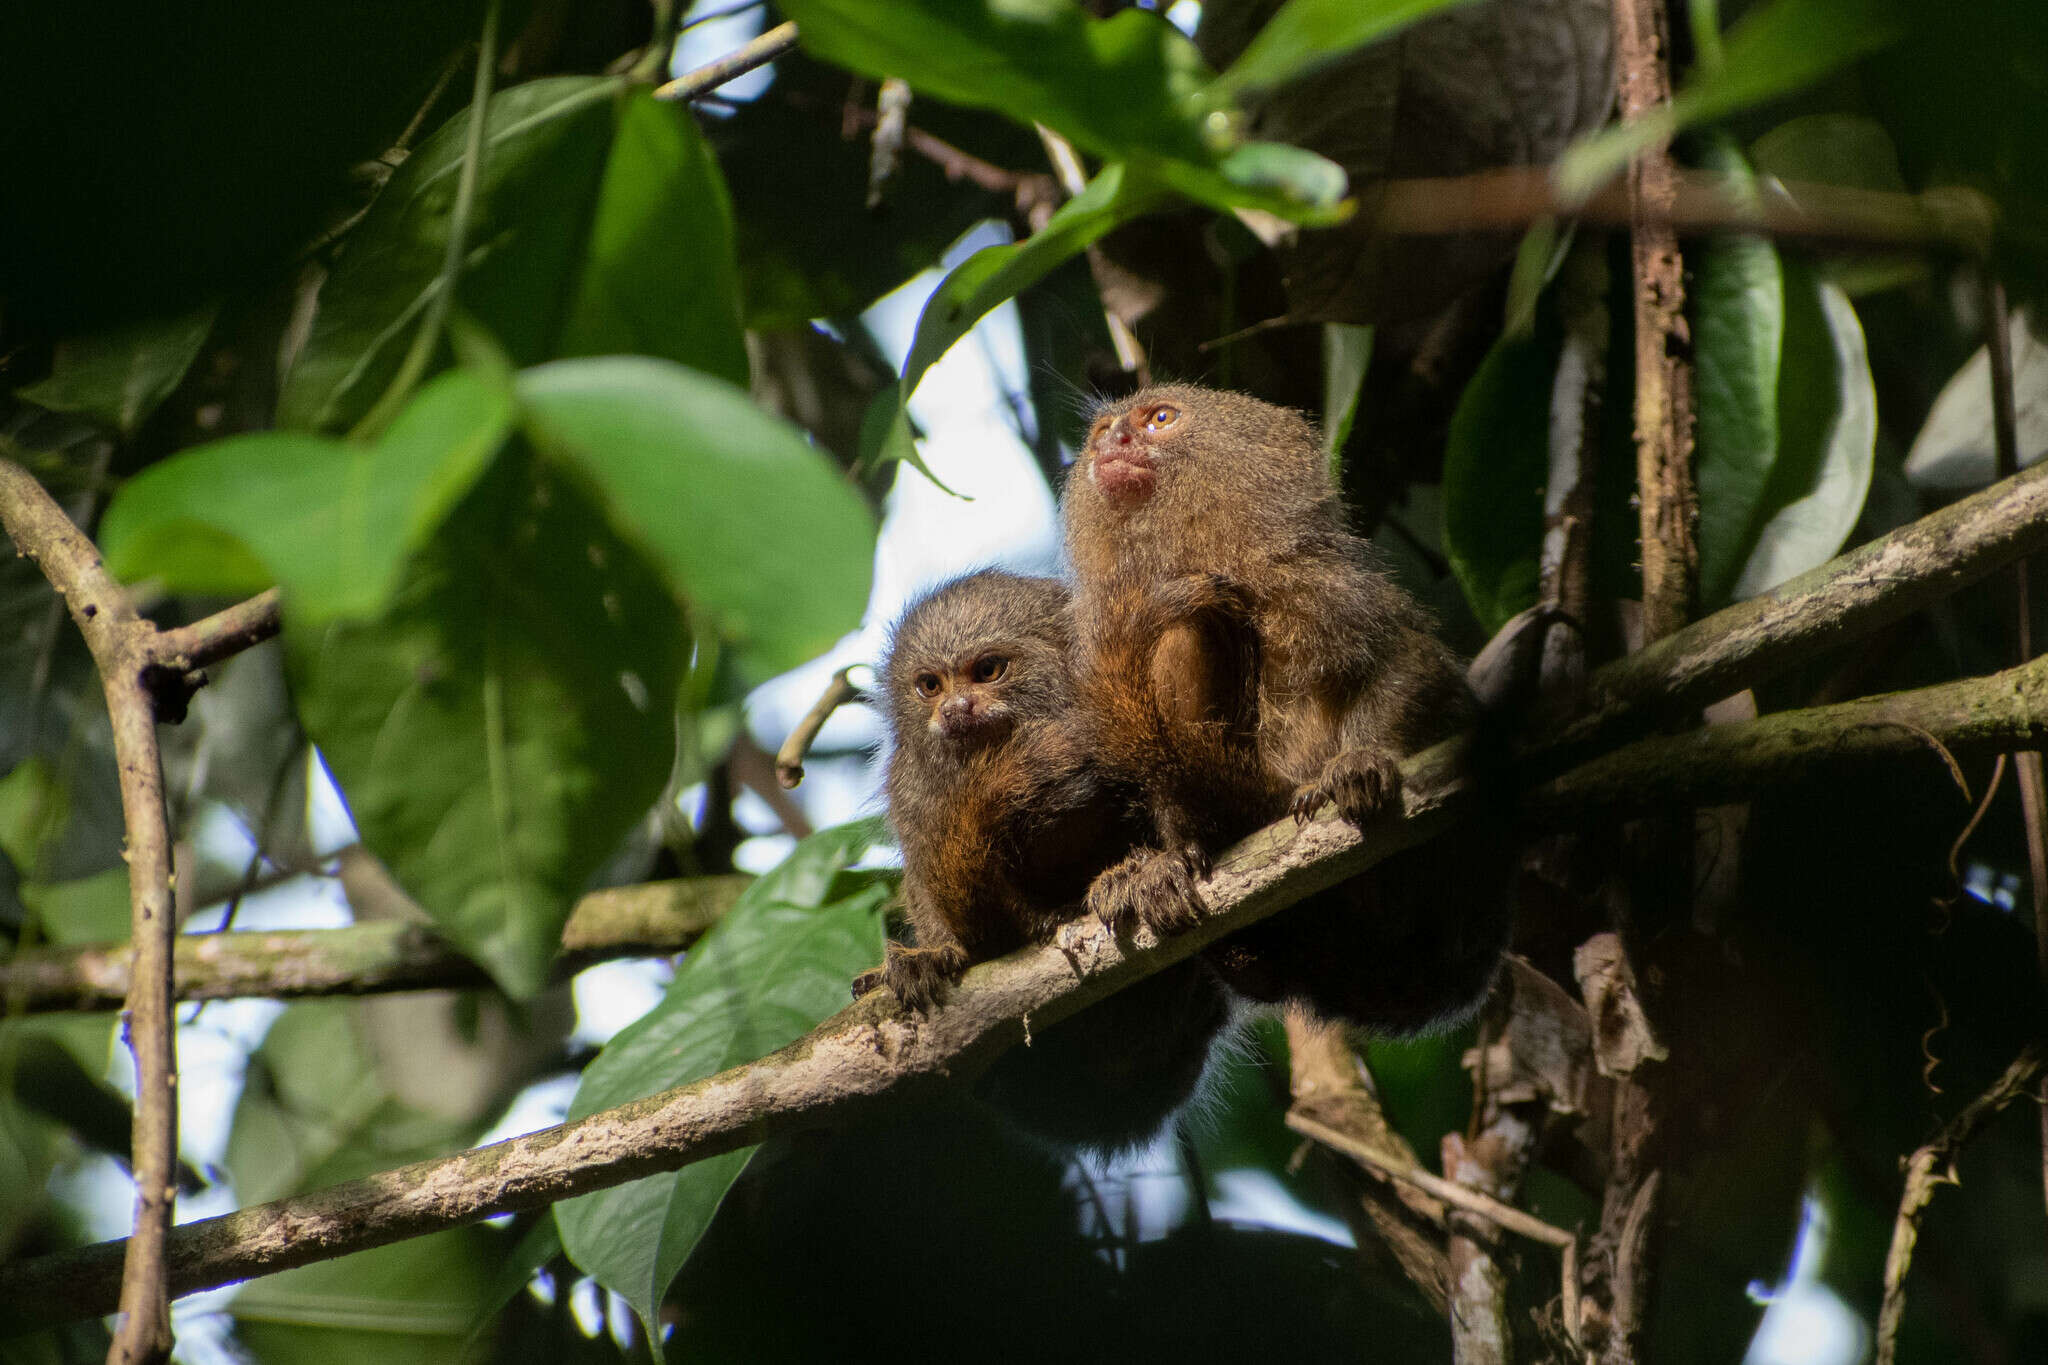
782, 0, 1347, 222
101, 368, 514, 626
291, 456, 686, 997
1904, 308, 2048, 493
515, 356, 875, 680
555, 818, 890, 1329
1217, 0, 1481, 95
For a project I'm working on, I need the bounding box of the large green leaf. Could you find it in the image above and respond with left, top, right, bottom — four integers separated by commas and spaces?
1217, 0, 1481, 96
1557, 0, 1909, 199
101, 368, 513, 626
1728, 265, 1875, 600
551, 92, 747, 385
555, 818, 891, 1330
280, 80, 746, 432
1442, 326, 1557, 632
290, 456, 687, 997
15, 301, 218, 435
781, 0, 1347, 222
515, 357, 875, 681
1690, 143, 1878, 607
1692, 152, 1787, 609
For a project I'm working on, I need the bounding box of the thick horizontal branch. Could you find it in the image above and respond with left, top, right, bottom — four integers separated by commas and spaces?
0, 876, 750, 1014
1371, 166, 1994, 256
1539, 459, 2048, 760
1528, 653, 2048, 817
15, 637, 2048, 1325
0, 748, 1473, 1328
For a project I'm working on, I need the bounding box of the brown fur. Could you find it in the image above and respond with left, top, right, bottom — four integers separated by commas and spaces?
863, 569, 1232, 1150
1064, 385, 1511, 1034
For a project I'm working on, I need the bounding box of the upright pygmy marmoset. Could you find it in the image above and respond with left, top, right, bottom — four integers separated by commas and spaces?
1064, 385, 1513, 1034
862, 569, 1231, 1150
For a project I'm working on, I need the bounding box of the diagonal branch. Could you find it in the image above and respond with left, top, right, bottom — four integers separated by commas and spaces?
11, 646, 2048, 1327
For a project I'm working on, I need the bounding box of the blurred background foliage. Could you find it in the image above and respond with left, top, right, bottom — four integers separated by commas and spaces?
0, 0, 2044, 1360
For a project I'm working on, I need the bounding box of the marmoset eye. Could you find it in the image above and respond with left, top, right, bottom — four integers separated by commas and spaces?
971, 656, 1008, 683
914, 673, 942, 698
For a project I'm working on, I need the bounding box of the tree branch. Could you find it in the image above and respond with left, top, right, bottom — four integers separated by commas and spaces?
1370, 166, 1993, 256
1540, 458, 2048, 762
12, 640, 2048, 1327
652, 19, 797, 102
0, 875, 751, 1014
0, 461, 179, 1364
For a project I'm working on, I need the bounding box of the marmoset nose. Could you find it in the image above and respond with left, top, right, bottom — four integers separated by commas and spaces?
940, 694, 974, 722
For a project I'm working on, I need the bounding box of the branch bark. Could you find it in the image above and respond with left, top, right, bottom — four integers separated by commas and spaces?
0, 875, 751, 1014
0, 462, 181, 1364
11, 642, 2048, 1327
1539, 458, 2048, 762
1612, 0, 1697, 650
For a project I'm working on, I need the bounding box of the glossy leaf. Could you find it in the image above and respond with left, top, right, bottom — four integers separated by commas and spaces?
1730, 266, 1875, 599
1218, 0, 1481, 95
290, 458, 686, 997
1904, 308, 2048, 492
555, 818, 890, 1330
15, 301, 218, 435
1443, 327, 1557, 632
1692, 142, 1784, 608
101, 368, 514, 626
516, 356, 875, 681
280, 80, 747, 432
1557, 0, 1908, 200
552, 91, 747, 386
1320, 322, 1374, 473
782, 0, 1347, 222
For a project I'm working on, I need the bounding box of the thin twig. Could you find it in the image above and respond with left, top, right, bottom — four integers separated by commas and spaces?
0, 875, 751, 1014
775, 666, 865, 789
1877, 1044, 2047, 1365
652, 19, 798, 102
1288, 1112, 1573, 1249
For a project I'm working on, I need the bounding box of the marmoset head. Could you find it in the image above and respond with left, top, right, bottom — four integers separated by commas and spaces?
883, 571, 1074, 751
1076, 384, 1325, 514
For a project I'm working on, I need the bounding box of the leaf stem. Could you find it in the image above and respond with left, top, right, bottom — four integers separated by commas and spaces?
349, 0, 502, 442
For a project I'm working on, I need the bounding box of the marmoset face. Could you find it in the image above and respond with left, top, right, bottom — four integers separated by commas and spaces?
1084, 396, 1184, 503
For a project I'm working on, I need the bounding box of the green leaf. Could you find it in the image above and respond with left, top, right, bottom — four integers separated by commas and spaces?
15, 301, 218, 435
1218, 0, 1481, 96
1729, 265, 1875, 600
1693, 145, 1787, 609
782, 0, 1347, 222
901, 165, 1161, 409
1557, 0, 1909, 200
280, 80, 747, 432
784, 0, 1213, 169
552, 91, 748, 386
555, 819, 890, 1330
1442, 327, 1557, 633
515, 357, 875, 681
1693, 143, 1877, 605
231, 1230, 500, 1362
101, 367, 514, 627
290, 457, 687, 997
1750, 114, 1907, 193
1320, 323, 1374, 477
